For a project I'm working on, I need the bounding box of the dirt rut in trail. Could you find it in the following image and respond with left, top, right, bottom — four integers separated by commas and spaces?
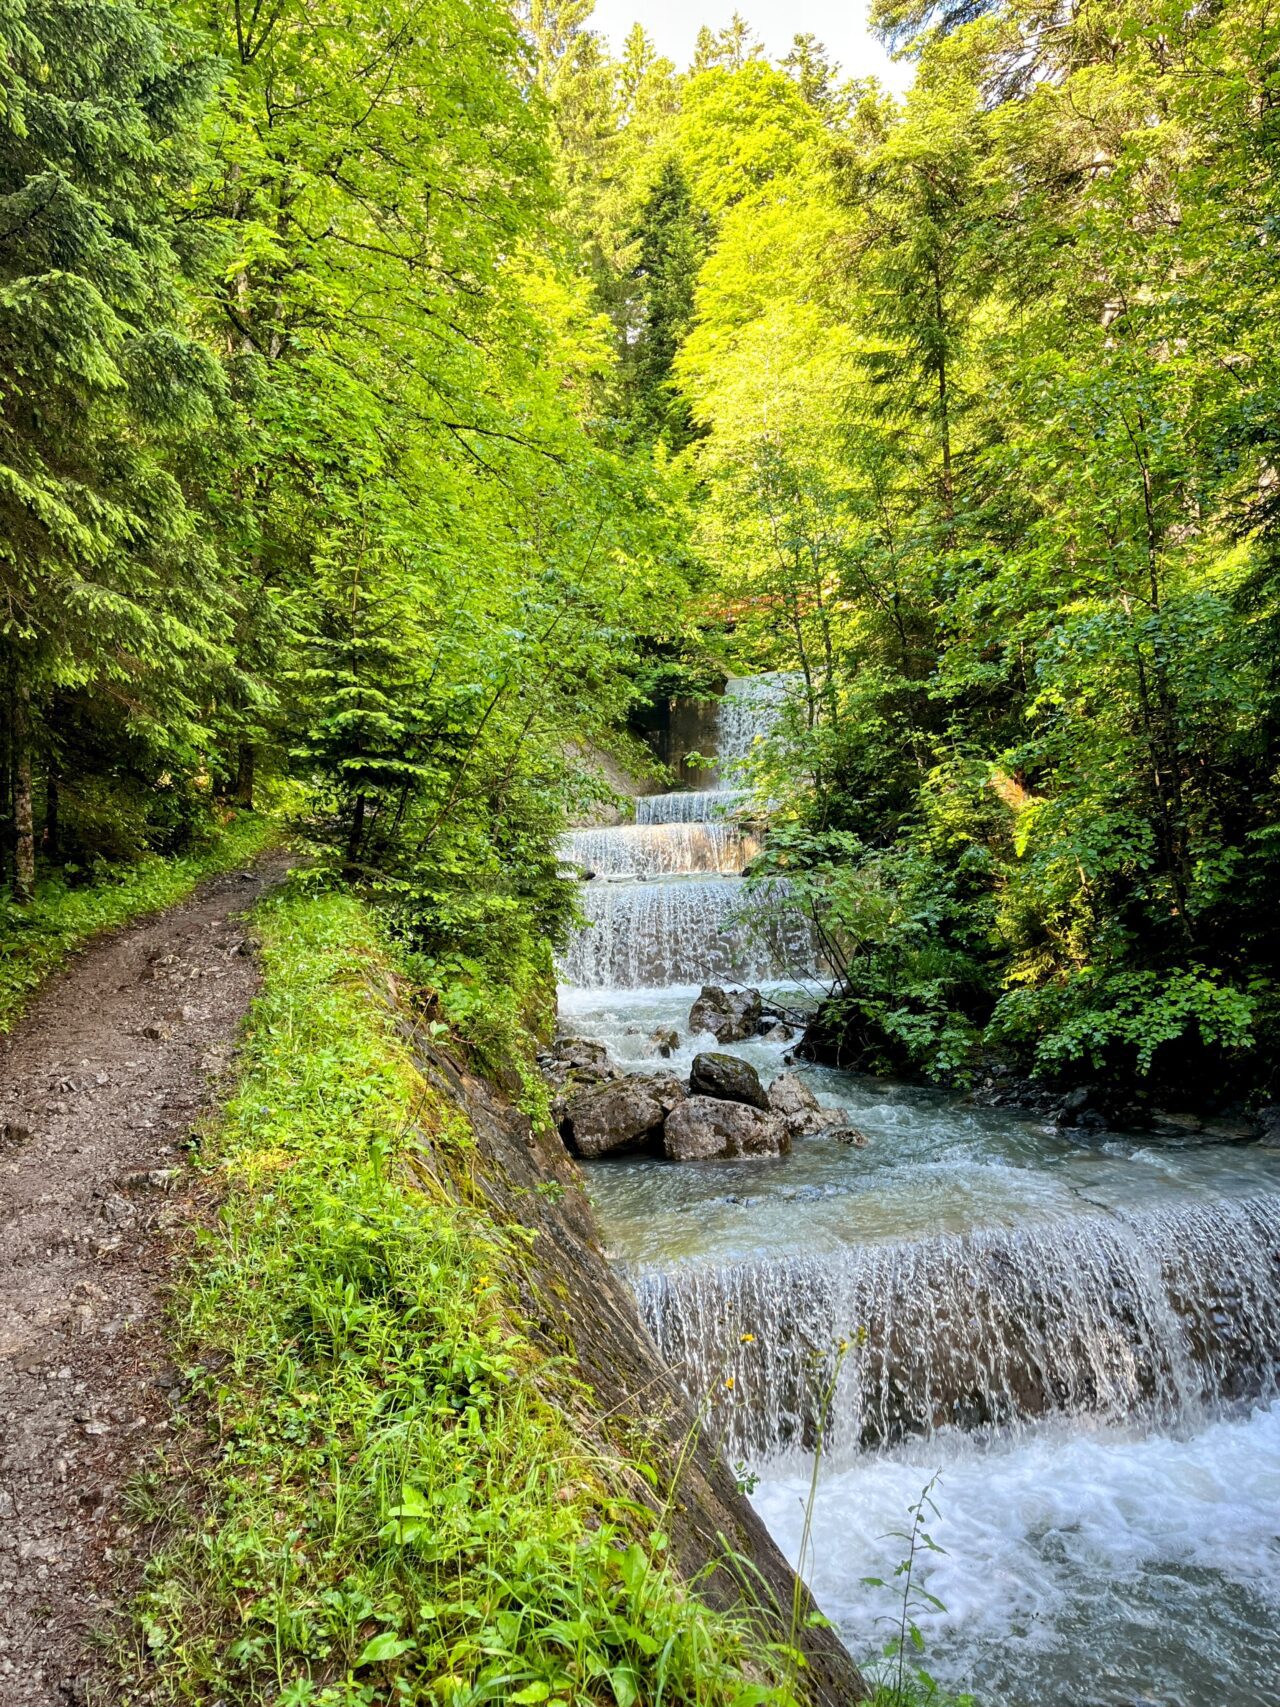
0, 856, 290, 1705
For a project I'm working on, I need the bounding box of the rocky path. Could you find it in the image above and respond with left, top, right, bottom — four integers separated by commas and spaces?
0, 857, 290, 1704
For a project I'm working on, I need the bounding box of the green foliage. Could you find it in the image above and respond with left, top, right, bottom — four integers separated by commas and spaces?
1, 0, 694, 961
989, 965, 1257, 1080
169, 0, 694, 980
129, 886, 803, 1706
0, 0, 240, 888
862, 1480, 974, 1707
559, 0, 1280, 1098
623, 157, 707, 447
0, 812, 273, 1032
753, 817, 990, 1080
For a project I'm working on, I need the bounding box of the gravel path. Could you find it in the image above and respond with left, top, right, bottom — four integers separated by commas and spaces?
0, 856, 290, 1704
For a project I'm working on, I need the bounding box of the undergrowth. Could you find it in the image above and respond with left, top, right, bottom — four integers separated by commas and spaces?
0, 813, 276, 1034
128, 886, 804, 1706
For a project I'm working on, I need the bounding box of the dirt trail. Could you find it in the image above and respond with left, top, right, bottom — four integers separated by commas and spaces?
0, 856, 290, 1705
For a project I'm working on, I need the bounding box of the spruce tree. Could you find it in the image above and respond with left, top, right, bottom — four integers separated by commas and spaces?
0, 0, 228, 891
626, 159, 705, 449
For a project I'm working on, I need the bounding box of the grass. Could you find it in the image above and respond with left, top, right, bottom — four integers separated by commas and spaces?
0, 812, 277, 1034
127, 886, 805, 1706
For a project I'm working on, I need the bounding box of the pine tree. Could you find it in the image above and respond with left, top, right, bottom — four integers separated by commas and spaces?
782, 33, 838, 108
518, 0, 597, 94
626, 159, 706, 448
0, 0, 231, 892
691, 26, 719, 74
714, 12, 762, 71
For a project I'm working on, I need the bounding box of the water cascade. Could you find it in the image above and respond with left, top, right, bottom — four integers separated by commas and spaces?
716, 672, 796, 764
635, 789, 743, 825
558, 676, 816, 991
560, 822, 759, 880
560, 877, 815, 990
556, 673, 1280, 1707
633, 1192, 1280, 1459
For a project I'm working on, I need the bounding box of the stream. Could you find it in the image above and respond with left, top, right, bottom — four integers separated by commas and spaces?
556, 677, 1280, 1706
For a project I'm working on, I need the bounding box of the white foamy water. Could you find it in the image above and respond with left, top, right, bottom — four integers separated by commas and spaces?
560, 822, 759, 879
635, 789, 744, 825
558, 677, 817, 990
556, 983, 807, 1077
717, 672, 799, 765
754, 1401, 1280, 1707
559, 876, 817, 989
632, 1192, 1280, 1457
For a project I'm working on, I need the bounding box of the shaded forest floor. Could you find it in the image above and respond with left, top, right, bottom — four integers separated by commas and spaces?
0, 855, 291, 1704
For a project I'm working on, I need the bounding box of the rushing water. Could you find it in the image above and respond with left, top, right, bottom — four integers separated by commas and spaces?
559, 878, 817, 989
560, 822, 759, 879
757, 1402, 1280, 1707
635, 788, 744, 825
716, 671, 795, 763
556, 675, 1280, 1706
632, 1193, 1280, 1456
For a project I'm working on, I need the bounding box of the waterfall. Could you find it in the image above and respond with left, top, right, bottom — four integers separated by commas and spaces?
557, 676, 1280, 1706
560, 876, 815, 990
558, 674, 817, 991
631, 1192, 1280, 1460
560, 823, 760, 879
635, 789, 743, 825
717, 673, 798, 766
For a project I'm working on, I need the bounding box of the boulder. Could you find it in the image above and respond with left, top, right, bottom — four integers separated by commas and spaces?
831, 1124, 870, 1147
554, 1036, 611, 1072
1256, 1105, 1280, 1148
541, 1035, 620, 1092
645, 1026, 680, 1059
647, 1075, 689, 1115
757, 1014, 796, 1042
689, 1051, 769, 1111
563, 1079, 665, 1159
1054, 1085, 1095, 1128
664, 1096, 790, 1162
688, 985, 763, 1044
767, 1072, 827, 1138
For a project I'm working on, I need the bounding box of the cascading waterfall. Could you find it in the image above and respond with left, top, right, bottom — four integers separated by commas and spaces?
632, 1193, 1280, 1460
635, 789, 743, 825
557, 674, 817, 990
560, 822, 759, 880
717, 672, 798, 764
556, 669, 1280, 1707
560, 876, 813, 989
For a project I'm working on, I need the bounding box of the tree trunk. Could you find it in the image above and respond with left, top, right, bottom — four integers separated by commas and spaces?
12, 678, 35, 902
344, 792, 366, 877
44, 761, 59, 864
933, 265, 956, 549
234, 740, 255, 809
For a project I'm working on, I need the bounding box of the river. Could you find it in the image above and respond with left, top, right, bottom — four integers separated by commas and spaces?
556, 676, 1280, 1706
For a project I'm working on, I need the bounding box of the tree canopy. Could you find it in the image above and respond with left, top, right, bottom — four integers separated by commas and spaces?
4, 0, 1279, 1099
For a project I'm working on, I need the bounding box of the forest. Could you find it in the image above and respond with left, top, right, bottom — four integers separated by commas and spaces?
4, 2, 1280, 1704
5, 0, 1279, 1109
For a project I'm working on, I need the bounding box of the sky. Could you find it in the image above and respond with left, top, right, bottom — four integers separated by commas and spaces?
587, 0, 916, 96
